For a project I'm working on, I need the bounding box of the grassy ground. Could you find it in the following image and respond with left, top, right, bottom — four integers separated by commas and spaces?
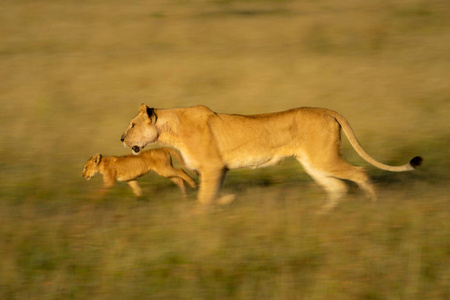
1, 0, 449, 299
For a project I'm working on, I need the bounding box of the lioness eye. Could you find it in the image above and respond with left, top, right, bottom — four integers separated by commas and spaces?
131, 123, 135, 129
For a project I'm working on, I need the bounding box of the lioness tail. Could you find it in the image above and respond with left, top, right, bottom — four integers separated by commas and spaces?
329, 110, 422, 172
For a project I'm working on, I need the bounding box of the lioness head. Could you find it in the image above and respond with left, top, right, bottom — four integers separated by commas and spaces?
121, 104, 158, 155
82, 153, 102, 180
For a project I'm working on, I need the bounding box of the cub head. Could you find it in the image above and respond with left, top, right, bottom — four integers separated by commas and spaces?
121, 104, 158, 155
82, 153, 102, 180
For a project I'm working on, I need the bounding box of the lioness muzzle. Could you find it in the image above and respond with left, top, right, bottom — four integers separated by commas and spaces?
132, 146, 140, 153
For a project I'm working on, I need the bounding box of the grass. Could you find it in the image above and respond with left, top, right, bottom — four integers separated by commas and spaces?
1, 184, 449, 299
1, 0, 450, 299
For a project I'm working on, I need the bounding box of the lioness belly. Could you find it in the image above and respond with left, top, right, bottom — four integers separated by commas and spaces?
226, 154, 285, 170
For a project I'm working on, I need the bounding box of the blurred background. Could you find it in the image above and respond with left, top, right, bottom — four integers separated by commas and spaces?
1, 0, 449, 299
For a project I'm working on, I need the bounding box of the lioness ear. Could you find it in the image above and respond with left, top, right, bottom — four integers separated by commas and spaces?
93, 153, 102, 164
140, 103, 157, 124
139, 103, 148, 114
147, 107, 157, 124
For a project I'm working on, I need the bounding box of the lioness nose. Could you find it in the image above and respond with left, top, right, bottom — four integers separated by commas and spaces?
120, 135, 125, 142
132, 146, 140, 153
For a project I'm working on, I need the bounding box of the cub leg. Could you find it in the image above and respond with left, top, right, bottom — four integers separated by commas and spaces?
163, 167, 197, 191
127, 180, 143, 197
154, 166, 197, 197
177, 169, 197, 189
92, 176, 115, 199
168, 177, 187, 197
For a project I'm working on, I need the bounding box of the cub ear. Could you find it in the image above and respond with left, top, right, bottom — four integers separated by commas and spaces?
93, 153, 102, 164
140, 103, 157, 124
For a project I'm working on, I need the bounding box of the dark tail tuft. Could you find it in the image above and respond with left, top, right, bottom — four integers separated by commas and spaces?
410, 156, 423, 169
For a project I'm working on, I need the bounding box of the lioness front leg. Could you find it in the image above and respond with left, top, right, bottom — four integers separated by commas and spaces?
197, 168, 234, 205
127, 180, 143, 197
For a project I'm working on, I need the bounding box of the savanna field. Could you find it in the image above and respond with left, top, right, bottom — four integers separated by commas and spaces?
1, 0, 450, 299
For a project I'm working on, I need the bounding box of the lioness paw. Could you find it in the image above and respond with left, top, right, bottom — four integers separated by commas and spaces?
218, 194, 236, 205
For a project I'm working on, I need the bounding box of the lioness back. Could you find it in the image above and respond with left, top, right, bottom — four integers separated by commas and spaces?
211, 108, 336, 169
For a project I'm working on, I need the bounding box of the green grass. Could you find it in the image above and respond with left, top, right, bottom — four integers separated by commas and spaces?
1, 184, 449, 299
1, 0, 450, 299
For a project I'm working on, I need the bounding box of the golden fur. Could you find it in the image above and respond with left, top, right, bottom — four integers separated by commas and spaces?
82, 148, 196, 198
121, 104, 421, 210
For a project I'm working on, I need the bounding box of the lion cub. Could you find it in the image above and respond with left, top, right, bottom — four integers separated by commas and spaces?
82, 148, 196, 198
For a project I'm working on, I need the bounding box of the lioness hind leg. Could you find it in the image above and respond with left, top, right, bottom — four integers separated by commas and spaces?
301, 157, 377, 207
301, 164, 349, 212
127, 180, 143, 197
325, 161, 377, 202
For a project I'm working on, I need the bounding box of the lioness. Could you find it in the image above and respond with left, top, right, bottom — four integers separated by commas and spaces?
82, 148, 196, 198
121, 104, 422, 210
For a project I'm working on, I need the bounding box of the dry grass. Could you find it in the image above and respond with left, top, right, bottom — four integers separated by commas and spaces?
1, 0, 449, 299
